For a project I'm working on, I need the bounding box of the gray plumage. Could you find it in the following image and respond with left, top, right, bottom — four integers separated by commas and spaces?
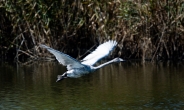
40, 40, 124, 82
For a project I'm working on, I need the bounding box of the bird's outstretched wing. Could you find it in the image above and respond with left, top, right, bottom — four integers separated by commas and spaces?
40, 44, 85, 70
81, 40, 117, 66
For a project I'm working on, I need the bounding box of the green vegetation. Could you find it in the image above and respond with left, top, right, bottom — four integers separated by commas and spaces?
0, 0, 184, 62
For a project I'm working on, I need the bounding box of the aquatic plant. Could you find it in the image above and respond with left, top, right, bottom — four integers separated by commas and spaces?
0, 0, 184, 62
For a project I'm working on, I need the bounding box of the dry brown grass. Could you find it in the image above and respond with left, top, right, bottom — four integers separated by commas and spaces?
0, 0, 184, 62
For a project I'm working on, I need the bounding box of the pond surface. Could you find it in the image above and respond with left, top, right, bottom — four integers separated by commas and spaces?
0, 61, 184, 109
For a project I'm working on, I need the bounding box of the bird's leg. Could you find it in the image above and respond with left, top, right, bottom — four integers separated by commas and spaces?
56, 72, 67, 82
61, 72, 67, 78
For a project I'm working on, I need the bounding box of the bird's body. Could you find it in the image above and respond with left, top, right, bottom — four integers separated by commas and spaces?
40, 40, 124, 82
61, 65, 93, 78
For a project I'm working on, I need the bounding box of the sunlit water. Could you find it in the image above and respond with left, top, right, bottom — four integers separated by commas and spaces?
0, 61, 184, 109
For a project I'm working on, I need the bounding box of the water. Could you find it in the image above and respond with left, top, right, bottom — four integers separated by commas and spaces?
0, 61, 184, 109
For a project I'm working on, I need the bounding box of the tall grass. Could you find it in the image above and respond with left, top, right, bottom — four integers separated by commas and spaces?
0, 0, 184, 62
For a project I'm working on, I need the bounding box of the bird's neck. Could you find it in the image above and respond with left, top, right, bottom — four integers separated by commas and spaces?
93, 59, 115, 70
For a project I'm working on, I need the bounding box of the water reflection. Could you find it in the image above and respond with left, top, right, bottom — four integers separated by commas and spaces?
0, 61, 184, 109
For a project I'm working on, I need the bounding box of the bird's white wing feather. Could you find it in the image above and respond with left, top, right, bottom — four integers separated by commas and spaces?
81, 40, 117, 65
40, 44, 85, 70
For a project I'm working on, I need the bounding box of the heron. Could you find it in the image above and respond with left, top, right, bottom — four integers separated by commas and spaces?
40, 40, 124, 82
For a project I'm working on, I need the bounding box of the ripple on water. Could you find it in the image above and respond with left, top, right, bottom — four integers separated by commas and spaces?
1, 62, 184, 109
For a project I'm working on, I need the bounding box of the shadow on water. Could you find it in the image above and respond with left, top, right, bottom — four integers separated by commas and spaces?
0, 61, 184, 109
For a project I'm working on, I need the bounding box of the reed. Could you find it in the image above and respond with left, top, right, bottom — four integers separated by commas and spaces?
0, 0, 184, 62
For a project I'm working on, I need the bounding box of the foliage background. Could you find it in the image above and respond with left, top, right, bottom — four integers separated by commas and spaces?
0, 0, 184, 62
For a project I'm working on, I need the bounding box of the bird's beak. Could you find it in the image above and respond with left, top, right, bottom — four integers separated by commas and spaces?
120, 58, 124, 61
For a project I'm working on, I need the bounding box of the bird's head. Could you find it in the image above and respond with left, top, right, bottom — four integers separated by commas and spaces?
56, 74, 67, 82
113, 58, 124, 62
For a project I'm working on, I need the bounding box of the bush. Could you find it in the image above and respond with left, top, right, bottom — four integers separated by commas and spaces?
0, 0, 184, 62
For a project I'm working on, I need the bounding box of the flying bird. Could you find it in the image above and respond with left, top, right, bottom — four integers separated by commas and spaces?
40, 40, 124, 82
